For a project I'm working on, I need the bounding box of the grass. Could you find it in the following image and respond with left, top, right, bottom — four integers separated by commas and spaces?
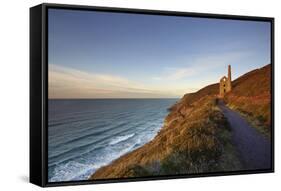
90, 64, 271, 179
152, 98, 242, 175
90, 96, 242, 179
224, 64, 271, 139
227, 102, 271, 139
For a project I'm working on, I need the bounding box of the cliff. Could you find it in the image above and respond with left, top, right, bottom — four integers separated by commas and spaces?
89, 64, 271, 179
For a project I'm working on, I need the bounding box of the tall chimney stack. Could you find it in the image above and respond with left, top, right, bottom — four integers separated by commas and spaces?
227, 65, 232, 92
228, 65, 231, 82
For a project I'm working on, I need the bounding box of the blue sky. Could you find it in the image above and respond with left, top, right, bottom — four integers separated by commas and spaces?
48, 8, 271, 98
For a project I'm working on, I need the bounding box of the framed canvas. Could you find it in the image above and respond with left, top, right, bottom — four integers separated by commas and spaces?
30, 3, 274, 187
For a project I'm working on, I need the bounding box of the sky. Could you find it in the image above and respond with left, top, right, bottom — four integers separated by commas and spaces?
48, 8, 271, 99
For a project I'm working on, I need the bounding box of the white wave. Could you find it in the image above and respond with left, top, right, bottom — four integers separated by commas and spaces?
49, 120, 164, 182
49, 138, 140, 182
109, 133, 135, 145
49, 161, 100, 182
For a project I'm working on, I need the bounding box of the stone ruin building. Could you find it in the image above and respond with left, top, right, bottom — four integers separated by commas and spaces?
219, 65, 232, 97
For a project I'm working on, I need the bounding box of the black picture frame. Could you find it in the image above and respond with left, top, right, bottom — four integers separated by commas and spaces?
30, 3, 275, 187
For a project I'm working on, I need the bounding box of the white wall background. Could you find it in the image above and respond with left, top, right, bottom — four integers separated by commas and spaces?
0, 0, 279, 190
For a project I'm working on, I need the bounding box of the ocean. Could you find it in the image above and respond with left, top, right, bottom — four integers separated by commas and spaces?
48, 99, 177, 182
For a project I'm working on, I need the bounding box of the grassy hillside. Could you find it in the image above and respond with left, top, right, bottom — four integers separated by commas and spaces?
225, 64, 271, 137
89, 64, 271, 179
166, 83, 218, 124
90, 95, 241, 179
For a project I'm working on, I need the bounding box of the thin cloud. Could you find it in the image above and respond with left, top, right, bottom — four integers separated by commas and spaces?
49, 51, 249, 99
49, 64, 182, 98
153, 51, 249, 81
165, 67, 196, 80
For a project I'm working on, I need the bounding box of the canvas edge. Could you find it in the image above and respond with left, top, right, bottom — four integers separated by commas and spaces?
29, 3, 275, 187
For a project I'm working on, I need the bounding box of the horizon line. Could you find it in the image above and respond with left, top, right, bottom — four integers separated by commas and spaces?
48, 97, 181, 100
